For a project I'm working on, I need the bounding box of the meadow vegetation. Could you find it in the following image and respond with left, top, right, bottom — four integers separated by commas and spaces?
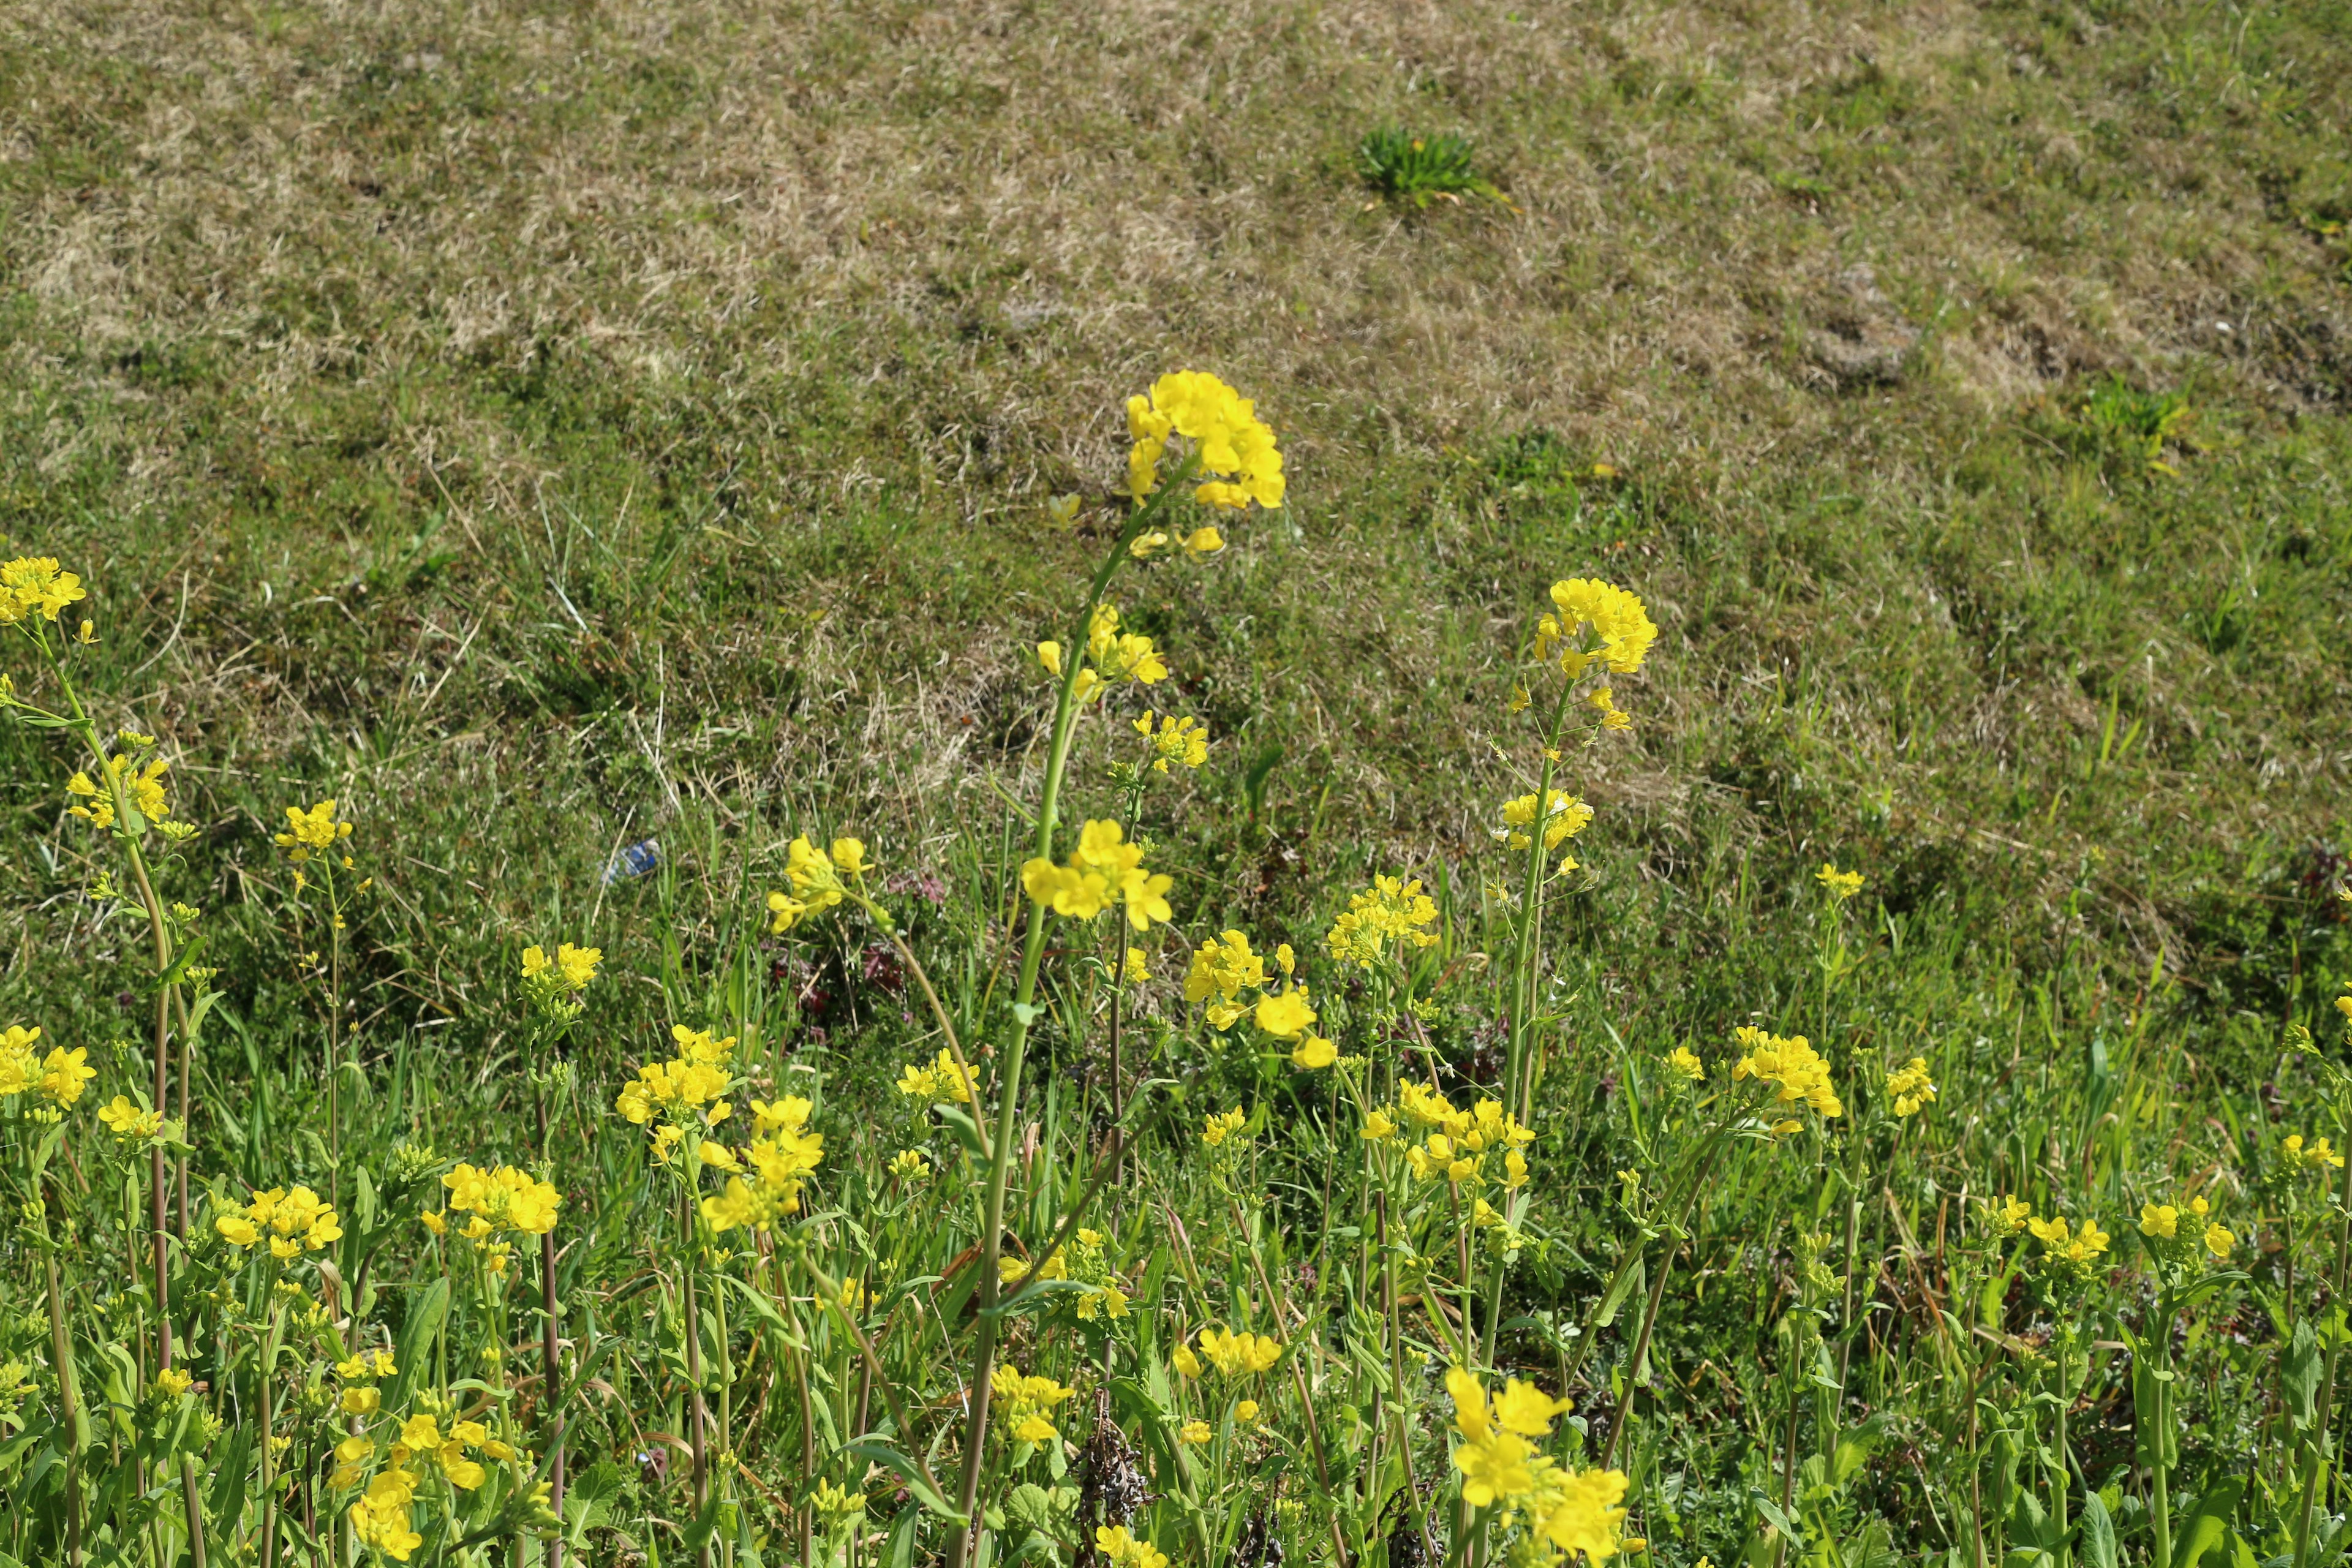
2, 0, 2352, 1564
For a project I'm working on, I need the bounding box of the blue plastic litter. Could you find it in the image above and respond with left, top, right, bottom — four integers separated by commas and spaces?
603, 839, 660, 884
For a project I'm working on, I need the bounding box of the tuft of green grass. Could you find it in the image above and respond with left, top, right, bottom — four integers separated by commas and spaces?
1355, 126, 1506, 209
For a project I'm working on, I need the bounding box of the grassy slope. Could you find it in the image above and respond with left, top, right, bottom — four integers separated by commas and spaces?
0, 0, 2348, 1080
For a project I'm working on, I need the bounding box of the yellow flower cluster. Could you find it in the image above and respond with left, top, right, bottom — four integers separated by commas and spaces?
1039, 603, 1170, 707
2285, 1133, 2346, 1171
1182, 933, 1333, 1061
1134, 710, 1210, 772
1499, 791, 1594, 875
0, 1025, 94, 1109
768, 834, 865, 932
1003, 1226, 1130, 1319
1730, 1026, 1843, 1128
276, 799, 352, 861
1126, 371, 1285, 511
2024, 1212, 2114, 1276
0, 556, 86, 624
701, 1095, 826, 1234
334, 1349, 397, 1415
1201, 1107, 1248, 1147
1021, 820, 1173, 931
895, 1048, 980, 1106
1383, 1084, 1536, 1189
97, 1094, 164, 1142
341, 1411, 518, 1558
615, 1025, 737, 1128
66, 747, 172, 832
992, 1364, 1076, 1444
521, 941, 600, 994
2138, 1194, 2233, 1261
1323, 875, 1441, 970
1096, 1525, 1170, 1568
1535, 578, 1657, 677
443, 1163, 561, 1237
1196, 1327, 1283, 1374
215, 1185, 344, 1261
1664, 1046, 1705, 1082
1446, 1368, 1629, 1564
1816, 863, 1865, 901
349, 1466, 424, 1561
1886, 1057, 1937, 1117
1588, 687, 1634, 730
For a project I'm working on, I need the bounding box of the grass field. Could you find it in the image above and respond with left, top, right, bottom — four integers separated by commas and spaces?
2, 0, 2352, 1563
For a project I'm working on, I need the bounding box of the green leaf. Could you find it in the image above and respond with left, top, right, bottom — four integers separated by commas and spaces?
843, 1438, 965, 1525
2170, 1478, 2245, 1568
382, 1278, 450, 1412
1594, 1258, 1643, 1329
2283, 1319, 2321, 1428
2081, 1491, 2118, 1568
1751, 1490, 1803, 1548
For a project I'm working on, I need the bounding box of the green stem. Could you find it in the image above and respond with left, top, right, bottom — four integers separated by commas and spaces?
946, 478, 1186, 1568
44, 1242, 86, 1568
1504, 680, 1582, 1129
2292, 1137, 2352, 1568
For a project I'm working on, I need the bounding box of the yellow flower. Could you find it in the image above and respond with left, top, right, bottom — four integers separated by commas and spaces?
1038, 640, 1065, 676
1360, 1109, 1398, 1141
98, 1095, 164, 1141
2287, 1134, 2347, 1171
1498, 790, 1593, 853
1185, 930, 1269, 1011
1537, 578, 1658, 674
522, 942, 601, 993
1122, 946, 1150, 984
1729, 1027, 1842, 1120
1124, 372, 1284, 511
1196, 1327, 1282, 1374
2140, 1204, 2179, 1240
0, 1024, 40, 1098
1815, 864, 1865, 901
896, 1049, 978, 1106
0, 557, 87, 623
1324, 876, 1441, 970
1133, 710, 1210, 773
1021, 820, 1174, 931
1096, 1525, 1172, 1568
1491, 1378, 1574, 1436
1664, 1046, 1703, 1082
1588, 687, 1634, 730
1235, 1399, 1261, 1422
274, 799, 353, 862
1887, 1057, 1937, 1117
1180, 1419, 1212, 1444
342, 1386, 381, 1415
37, 1046, 96, 1106
1291, 1035, 1338, 1069
154, 1366, 192, 1397
1532, 1467, 1632, 1562
1172, 1343, 1203, 1378
888, 1148, 930, 1180
1992, 1195, 2033, 1235
2204, 1222, 2234, 1258
1182, 527, 1225, 559
1253, 988, 1317, 1040
1201, 1108, 1247, 1148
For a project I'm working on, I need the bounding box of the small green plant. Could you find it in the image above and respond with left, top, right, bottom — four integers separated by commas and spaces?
1356, 126, 1507, 209
2081, 374, 2194, 474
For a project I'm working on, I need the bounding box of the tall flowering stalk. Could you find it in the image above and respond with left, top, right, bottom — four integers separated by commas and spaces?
0, 557, 214, 1556
928, 372, 1278, 1568
520, 939, 598, 1566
